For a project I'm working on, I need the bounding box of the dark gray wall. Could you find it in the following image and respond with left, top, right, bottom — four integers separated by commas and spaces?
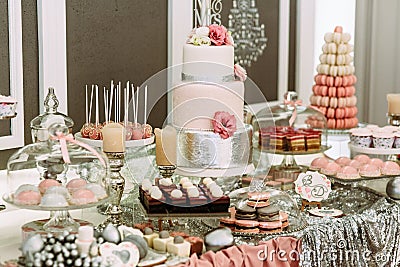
66, 0, 168, 134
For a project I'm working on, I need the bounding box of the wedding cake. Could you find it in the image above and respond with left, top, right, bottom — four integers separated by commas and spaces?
171, 25, 252, 177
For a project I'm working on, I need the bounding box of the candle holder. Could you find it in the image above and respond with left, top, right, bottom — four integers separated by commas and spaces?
158, 165, 176, 179
387, 113, 400, 126
99, 152, 125, 229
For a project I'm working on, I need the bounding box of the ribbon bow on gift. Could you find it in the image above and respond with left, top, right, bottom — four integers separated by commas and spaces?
283, 99, 303, 126
52, 132, 107, 167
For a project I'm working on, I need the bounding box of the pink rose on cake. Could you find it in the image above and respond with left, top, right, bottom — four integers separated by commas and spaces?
212, 111, 237, 139
208, 24, 227, 46
234, 64, 247, 81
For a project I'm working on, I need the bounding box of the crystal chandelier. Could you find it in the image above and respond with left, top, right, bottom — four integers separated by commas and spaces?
228, 0, 268, 67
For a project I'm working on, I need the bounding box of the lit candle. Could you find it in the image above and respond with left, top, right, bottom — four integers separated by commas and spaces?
155, 126, 177, 166
102, 123, 126, 153
387, 94, 400, 114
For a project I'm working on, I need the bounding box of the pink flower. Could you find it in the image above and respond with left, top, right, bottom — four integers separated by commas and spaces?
212, 111, 237, 139
234, 64, 247, 81
208, 24, 227, 46
225, 33, 234, 46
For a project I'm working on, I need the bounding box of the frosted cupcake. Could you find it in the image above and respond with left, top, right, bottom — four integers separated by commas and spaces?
372, 132, 395, 149
350, 129, 372, 148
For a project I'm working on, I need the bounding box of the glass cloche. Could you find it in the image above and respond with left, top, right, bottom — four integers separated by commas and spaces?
4, 123, 109, 231
251, 92, 329, 176
228, 186, 307, 236
30, 87, 74, 143
253, 91, 328, 150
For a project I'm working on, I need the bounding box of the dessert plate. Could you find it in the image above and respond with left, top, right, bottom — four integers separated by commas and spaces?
75, 132, 154, 148
3, 193, 110, 211
308, 207, 343, 218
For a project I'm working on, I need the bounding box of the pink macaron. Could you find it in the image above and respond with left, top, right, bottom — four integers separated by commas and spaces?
326, 108, 335, 118
328, 87, 337, 97
345, 86, 355, 97
335, 77, 343, 87
337, 87, 346, 98
327, 76, 334, 87
335, 108, 346, 119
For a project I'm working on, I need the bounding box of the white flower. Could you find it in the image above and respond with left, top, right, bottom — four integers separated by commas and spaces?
190, 35, 211, 46
195, 26, 210, 37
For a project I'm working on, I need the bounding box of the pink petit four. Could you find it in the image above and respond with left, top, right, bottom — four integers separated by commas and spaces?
381, 161, 400, 175
336, 166, 359, 179
38, 179, 61, 194
359, 164, 380, 177
14, 190, 41, 205
321, 162, 341, 176
70, 189, 97, 205
335, 157, 351, 166
310, 157, 329, 170
348, 160, 363, 169
66, 178, 87, 192
369, 158, 384, 168
353, 154, 371, 165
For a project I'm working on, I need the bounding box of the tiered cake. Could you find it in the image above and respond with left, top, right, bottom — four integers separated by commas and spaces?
310, 26, 358, 129
172, 25, 251, 177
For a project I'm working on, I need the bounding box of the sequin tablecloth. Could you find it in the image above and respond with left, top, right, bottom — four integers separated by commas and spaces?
182, 185, 400, 266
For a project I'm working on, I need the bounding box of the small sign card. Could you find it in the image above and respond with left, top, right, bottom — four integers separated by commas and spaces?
294, 171, 331, 202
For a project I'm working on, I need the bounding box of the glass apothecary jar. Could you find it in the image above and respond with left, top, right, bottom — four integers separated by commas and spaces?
30, 87, 74, 143
4, 124, 109, 232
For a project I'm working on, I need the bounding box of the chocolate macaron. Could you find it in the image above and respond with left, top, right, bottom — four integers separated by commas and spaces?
257, 205, 280, 222
234, 220, 260, 233
258, 220, 282, 234
235, 205, 257, 220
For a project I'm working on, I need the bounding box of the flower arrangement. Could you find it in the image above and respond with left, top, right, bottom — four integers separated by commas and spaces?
212, 111, 237, 139
188, 25, 234, 46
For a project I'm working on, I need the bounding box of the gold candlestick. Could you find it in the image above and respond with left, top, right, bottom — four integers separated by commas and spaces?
387, 113, 400, 126
158, 165, 177, 179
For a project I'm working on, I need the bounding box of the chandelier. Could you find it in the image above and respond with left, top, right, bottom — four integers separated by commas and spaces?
228, 0, 268, 67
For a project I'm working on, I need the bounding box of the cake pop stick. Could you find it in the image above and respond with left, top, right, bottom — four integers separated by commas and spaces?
104, 87, 108, 123
95, 85, 99, 126
135, 86, 139, 124
85, 85, 88, 124
109, 80, 114, 122
131, 84, 137, 124
144, 85, 148, 125
118, 81, 122, 123
88, 85, 94, 125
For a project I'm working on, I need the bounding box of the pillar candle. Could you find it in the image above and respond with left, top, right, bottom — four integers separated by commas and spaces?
387, 94, 400, 114
102, 123, 126, 152
155, 126, 177, 166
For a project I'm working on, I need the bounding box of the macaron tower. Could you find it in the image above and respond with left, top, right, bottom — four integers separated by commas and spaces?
310, 26, 358, 129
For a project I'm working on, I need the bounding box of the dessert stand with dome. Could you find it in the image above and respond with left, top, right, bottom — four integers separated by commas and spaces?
252, 92, 331, 179
3, 124, 110, 233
